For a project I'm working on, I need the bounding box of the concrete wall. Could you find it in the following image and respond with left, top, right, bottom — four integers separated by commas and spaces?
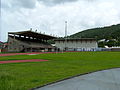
111, 48, 120, 51
7, 36, 55, 52
55, 40, 98, 50
7, 37, 26, 52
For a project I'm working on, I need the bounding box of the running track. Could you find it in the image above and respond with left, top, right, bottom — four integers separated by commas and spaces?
0, 51, 79, 57
0, 52, 55, 56
0, 59, 48, 64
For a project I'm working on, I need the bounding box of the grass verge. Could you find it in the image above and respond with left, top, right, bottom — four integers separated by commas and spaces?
0, 52, 120, 90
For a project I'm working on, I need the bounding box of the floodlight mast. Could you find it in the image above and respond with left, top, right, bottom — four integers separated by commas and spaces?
65, 21, 67, 51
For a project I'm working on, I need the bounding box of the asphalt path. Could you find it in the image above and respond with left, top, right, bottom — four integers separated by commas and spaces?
35, 68, 120, 90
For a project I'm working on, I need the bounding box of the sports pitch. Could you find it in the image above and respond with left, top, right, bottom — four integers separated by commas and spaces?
0, 52, 120, 90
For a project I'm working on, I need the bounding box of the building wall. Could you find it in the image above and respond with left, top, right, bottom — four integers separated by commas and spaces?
55, 40, 98, 50
8, 37, 27, 52
111, 48, 120, 51
7, 36, 55, 52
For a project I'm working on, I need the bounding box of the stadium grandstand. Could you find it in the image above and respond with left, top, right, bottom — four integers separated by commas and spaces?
7, 30, 57, 52
0, 41, 3, 52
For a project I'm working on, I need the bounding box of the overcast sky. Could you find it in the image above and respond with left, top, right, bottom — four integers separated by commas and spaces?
1, 0, 120, 41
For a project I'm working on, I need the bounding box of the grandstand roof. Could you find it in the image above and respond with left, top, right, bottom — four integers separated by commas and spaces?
8, 30, 57, 40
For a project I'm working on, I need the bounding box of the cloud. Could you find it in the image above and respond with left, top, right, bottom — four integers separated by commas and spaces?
1, 0, 37, 10
13, 0, 37, 9
1, 0, 120, 42
38, 0, 78, 6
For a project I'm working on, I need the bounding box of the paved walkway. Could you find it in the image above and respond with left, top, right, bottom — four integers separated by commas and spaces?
35, 68, 120, 90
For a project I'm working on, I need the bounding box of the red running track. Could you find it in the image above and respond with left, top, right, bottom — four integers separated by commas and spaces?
0, 51, 79, 57
0, 59, 48, 64
0, 52, 55, 56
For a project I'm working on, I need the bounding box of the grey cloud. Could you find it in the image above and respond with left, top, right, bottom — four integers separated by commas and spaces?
1, 0, 120, 42
1, 0, 37, 10
38, 0, 78, 6
1, 0, 11, 9
13, 0, 36, 9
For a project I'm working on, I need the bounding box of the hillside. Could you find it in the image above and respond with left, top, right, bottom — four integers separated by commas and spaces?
70, 24, 120, 40
69, 24, 120, 47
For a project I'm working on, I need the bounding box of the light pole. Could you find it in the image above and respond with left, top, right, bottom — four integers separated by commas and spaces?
65, 21, 67, 51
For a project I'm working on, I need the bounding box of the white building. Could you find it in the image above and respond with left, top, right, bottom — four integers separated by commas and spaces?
55, 38, 98, 51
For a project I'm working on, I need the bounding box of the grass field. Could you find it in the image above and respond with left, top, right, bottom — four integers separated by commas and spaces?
0, 52, 120, 90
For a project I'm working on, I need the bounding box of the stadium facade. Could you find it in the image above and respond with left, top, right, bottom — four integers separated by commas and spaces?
55, 38, 98, 51
7, 30, 98, 52
7, 30, 56, 52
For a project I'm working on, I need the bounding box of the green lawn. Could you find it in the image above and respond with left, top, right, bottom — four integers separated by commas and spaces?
0, 52, 120, 90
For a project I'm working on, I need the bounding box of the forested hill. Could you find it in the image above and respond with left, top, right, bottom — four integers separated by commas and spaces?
69, 24, 120, 41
